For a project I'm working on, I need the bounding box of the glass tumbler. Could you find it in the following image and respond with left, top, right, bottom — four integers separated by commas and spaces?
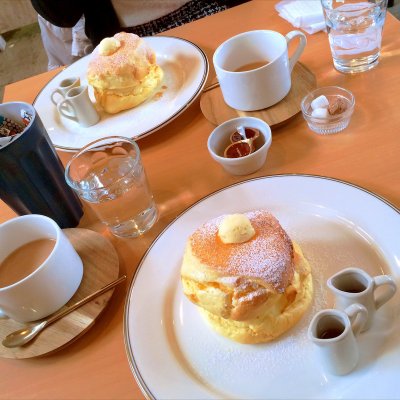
321, 0, 388, 73
65, 136, 158, 238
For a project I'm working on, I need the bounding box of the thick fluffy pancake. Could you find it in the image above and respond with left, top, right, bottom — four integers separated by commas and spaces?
87, 32, 163, 114
181, 210, 313, 343
181, 210, 295, 321
200, 242, 313, 344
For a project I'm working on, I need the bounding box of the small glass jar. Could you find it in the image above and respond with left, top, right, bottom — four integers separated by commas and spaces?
301, 86, 355, 135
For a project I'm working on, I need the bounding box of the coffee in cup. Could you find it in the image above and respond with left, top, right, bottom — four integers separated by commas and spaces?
0, 214, 83, 322
232, 60, 270, 72
0, 238, 56, 288
213, 30, 307, 111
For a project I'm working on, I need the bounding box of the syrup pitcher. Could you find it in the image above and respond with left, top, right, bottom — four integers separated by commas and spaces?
308, 303, 368, 375
327, 267, 397, 331
57, 85, 99, 127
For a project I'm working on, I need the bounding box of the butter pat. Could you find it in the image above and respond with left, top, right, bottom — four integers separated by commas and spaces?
98, 37, 121, 56
218, 214, 255, 244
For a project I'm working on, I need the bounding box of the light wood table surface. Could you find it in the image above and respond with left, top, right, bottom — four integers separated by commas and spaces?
1, 1, 400, 398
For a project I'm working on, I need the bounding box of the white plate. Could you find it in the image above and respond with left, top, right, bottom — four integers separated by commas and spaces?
33, 36, 209, 151
124, 175, 400, 399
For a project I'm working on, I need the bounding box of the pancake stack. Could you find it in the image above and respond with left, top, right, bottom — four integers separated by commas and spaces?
87, 32, 163, 114
181, 210, 313, 344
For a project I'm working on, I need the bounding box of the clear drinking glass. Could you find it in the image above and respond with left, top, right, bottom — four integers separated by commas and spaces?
65, 136, 158, 238
321, 0, 388, 73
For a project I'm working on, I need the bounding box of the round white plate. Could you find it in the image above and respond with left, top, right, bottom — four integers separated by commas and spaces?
124, 175, 400, 399
33, 36, 209, 151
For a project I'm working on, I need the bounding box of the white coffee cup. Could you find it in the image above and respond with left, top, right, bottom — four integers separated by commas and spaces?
308, 303, 368, 376
213, 30, 307, 111
57, 85, 100, 127
50, 77, 81, 105
0, 214, 83, 322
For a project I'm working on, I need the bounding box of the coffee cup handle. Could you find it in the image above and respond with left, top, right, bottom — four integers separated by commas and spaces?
51, 89, 64, 106
373, 275, 397, 310
345, 303, 368, 336
57, 99, 78, 123
285, 30, 307, 73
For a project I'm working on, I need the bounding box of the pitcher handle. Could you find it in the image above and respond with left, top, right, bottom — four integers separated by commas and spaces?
345, 303, 368, 336
57, 99, 78, 123
373, 275, 397, 310
51, 89, 64, 106
285, 30, 307, 73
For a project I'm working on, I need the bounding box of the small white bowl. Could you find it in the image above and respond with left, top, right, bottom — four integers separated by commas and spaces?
207, 117, 272, 175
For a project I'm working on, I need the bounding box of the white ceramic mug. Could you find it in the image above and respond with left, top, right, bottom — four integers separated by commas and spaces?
327, 267, 397, 331
0, 214, 83, 322
50, 77, 80, 105
57, 85, 100, 127
308, 303, 368, 376
213, 30, 307, 111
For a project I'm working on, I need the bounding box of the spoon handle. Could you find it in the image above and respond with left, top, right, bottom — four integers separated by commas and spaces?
202, 81, 219, 93
45, 275, 127, 326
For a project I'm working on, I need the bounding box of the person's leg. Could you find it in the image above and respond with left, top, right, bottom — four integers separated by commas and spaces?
37, 15, 75, 70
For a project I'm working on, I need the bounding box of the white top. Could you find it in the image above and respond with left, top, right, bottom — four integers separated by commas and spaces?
110, 0, 189, 27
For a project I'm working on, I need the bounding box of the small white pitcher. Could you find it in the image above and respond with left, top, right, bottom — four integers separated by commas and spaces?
57, 85, 99, 127
50, 77, 80, 105
308, 303, 368, 376
327, 267, 397, 331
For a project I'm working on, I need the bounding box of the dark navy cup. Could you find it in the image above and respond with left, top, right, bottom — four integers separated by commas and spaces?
0, 102, 83, 228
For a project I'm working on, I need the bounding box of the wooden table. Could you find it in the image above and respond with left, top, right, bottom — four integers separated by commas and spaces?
1, 1, 400, 398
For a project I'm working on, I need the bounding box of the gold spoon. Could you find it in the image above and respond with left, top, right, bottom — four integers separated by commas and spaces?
2, 275, 127, 348
202, 81, 220, 93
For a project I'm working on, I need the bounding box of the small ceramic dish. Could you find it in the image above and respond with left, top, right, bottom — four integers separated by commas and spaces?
301, 86, 355, 135
207, 117, 272, 175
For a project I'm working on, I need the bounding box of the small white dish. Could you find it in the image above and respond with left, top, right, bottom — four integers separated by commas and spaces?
207, 117, 272, 175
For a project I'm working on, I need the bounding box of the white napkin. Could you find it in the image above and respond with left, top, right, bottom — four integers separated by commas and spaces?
275, 0, 326, 34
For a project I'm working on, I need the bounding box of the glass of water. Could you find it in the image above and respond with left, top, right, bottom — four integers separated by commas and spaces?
321, 0, 388, 73
65, 136, 158, 238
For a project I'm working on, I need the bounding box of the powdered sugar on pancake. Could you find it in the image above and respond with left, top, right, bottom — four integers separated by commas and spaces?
190, 210, 294, 292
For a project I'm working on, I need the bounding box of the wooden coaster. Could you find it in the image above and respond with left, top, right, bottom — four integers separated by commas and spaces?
200, 62, 316, 128
0, 228, 119, 359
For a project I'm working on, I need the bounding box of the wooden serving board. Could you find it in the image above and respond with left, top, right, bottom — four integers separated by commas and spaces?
0, 228, 120, 359
200, 62, 316, 128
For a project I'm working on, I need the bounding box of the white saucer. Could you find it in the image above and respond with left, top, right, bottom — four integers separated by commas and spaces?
0, 228, 120, 359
